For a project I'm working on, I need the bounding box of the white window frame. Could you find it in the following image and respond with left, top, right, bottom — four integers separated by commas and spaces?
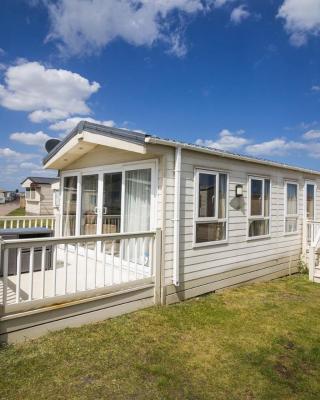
284, 181, 299, 235
304, 181, 317, 221
247, 176, 271, 240
193, 169, 229, 247
25, 187, 40, 201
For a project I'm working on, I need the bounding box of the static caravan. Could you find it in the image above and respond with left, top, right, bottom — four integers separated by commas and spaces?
0, 189, 5, 204
21, 177, 59, 215
1, 121, 320, 342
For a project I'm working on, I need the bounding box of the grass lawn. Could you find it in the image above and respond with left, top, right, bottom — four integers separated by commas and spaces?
1, 275, 320, 400
7, 207, 26, 216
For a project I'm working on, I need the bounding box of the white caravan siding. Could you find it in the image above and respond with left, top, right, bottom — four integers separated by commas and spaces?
163, 149, 320, 304
39, 185, 54, 215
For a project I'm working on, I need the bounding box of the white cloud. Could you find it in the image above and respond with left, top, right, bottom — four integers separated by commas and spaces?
0, 61, 100, 122
303, 129, 320, 140
195, 129, 320, 159
196, 129, 250, 151
20, 162, 41, 169
245, 139, 306, 157
10, 131, 52, 147
278, 0, 320, 47
230, 5, 250, 24
29, 109, 70, 123
213, 0, 236, 7
49, 117, 116, 135
311, 85, 320, 92
44, 0, 207, 57
0, 147, 38, 161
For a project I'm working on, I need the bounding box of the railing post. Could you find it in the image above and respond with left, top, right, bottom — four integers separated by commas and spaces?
154, 228, 162, 305
0, 236, 4, 315
309, 245, 315, 282
302, 219, 307, 261
54, 213, 60, 237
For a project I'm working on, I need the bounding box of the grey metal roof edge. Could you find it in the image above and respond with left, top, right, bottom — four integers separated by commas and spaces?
43, 121, 147, 165
21, 177, 59, 185
147, 136, 320, 176
42, 120, 320, 176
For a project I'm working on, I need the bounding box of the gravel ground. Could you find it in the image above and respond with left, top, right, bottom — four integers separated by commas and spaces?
0, 198, 20, 215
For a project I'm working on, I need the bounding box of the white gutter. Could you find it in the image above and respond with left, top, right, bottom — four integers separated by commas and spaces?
173, 146, 182, 286
145, 136, 320, 176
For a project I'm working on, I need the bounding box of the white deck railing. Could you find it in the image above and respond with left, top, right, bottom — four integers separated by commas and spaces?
306, 220, 320, 245
305, 221, 320, 281
0, 229, 161, 314
0, 215, 56, 230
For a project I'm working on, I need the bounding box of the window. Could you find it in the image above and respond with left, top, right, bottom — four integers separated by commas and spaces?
62, 176, 78, 236
194, 170, 228, 244
306, 183, 316, 220
285, 182, 298, 233
53, 189, 60, 208
248, 177, 271, 238
26, 188, 36, 200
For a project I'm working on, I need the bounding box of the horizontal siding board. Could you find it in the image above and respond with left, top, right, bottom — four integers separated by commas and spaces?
166, 255, 298, 295
165, 262, 298, 304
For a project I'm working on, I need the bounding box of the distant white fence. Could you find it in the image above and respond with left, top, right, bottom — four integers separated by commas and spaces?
0, 229, 161, 314
0, 215, 56, 230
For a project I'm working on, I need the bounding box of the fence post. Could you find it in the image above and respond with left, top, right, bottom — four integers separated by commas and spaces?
154, 228, 162, 305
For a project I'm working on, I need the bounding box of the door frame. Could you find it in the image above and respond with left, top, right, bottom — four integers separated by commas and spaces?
60, 159, 158, 237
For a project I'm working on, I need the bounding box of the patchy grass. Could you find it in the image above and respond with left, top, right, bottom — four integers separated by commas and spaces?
7, 207, 26, 216
1, 275, 320, 399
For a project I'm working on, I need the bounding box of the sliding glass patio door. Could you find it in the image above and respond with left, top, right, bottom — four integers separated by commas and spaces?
102, 173, 122, 234
80, 174, 98, 235
61, 162, 156, 237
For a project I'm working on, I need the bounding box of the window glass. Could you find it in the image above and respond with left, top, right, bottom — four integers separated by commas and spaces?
196, 222, 226, 243
251, 179, 263, 216
249, 220, 269, 237
285, 217, 298, 233
53, 190, 60, 207
195, 171, 228, 244
287, 184, 297, 215
198, 173, 216, 218
264, 179, 270, 217
307, 184, 315, 220
248, 177, 271, 238
218, 174, 227, 219
80, 175, 98, 235
62, 176, 78, 236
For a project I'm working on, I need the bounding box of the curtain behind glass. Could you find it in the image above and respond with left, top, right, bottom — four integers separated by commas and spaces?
124, 169, 151, 266
287, 184, 297, 215
62, 176, 77, 236
307, 184, 315, 220
124, 169, 151, 232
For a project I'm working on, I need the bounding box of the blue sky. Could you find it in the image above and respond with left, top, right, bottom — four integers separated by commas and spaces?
1, 0, 320, 188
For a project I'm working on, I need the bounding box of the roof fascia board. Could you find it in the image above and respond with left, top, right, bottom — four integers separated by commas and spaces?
44, 130, 147, 169
82, 131, 147, 154
44, 135, 81, 169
